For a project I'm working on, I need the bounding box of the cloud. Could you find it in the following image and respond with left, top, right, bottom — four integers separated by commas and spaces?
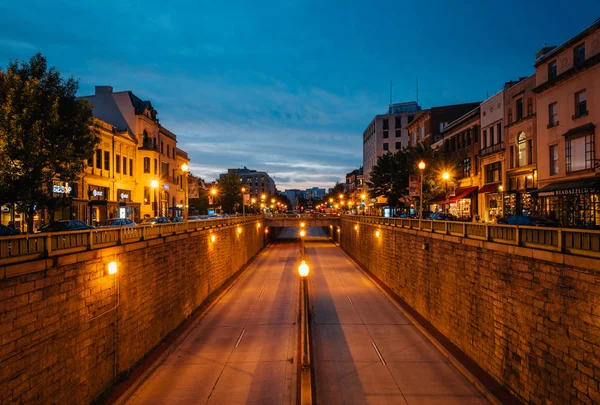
0, 39, 36, 51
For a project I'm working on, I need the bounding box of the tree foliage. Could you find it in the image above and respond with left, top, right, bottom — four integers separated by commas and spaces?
217, 171, 242, 214
367, 143, 456, 208
0, 53, 98, 231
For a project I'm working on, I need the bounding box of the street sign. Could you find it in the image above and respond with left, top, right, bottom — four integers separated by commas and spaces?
448, 182, 456, 197
243, 193, 250, 203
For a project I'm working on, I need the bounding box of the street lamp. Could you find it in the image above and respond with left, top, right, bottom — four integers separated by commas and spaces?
181, 163, 189, 221
151, 180, 159, 217
442, 172, 450, 213
361, 193, 366, 215
210, 188, 217, 214
241, 187, 246, 217
418, 161, 426, 225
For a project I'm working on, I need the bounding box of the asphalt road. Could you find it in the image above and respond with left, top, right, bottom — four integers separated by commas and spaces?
122, 226, 488, 405
124, 228, 301, 405
306, 227, 489, 405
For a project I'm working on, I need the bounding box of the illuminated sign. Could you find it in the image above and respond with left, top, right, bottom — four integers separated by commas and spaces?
120, 193, 129, 199
92, 190, 103, 197
163, 184, 170, 190
53, 184, 72, 194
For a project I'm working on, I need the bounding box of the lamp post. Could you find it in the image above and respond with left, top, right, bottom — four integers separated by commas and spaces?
151, 180, 159, 217
361, 193, 366, 215
418, 161, 426, 226
241, 187, 246, 217
442, 172, 450, 213
181, 163, 189, 221
498, 185, 504, 220
210, 188, 217, 214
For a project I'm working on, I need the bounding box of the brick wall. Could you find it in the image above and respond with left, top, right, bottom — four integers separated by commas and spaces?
340, 219, 600, 405
0, 221, 265, 404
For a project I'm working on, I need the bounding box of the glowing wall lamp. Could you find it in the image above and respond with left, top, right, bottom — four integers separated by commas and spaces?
210, 234, 216, 243
354, 224, 359, 231
237, 227, 242, 234
108, 261, 118, 275
375, 230, 381, 238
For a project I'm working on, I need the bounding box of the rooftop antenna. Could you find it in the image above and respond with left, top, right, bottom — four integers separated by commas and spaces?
416, 76, 419, 105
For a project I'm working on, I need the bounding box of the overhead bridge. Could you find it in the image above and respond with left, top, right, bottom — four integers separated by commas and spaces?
264, 213, 341, 228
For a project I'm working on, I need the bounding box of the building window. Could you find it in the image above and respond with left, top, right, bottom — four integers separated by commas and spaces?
509, 146, 514, 169
167, 144, 170, 157
548, 60, 557, 79
574, 43, 585, 67
123, 156, 127, 175
497, 123, 502, 144
467, 130, 472, 146
116, 154, 121, 173
527, 140, 533, 165
575, 90, 587, 118
383, 119, 389, 130
154, 158, 158, 175
482, 130, 487, 148
517, 132, 526, 167
104, 151, 110, 171
160, 142, 164, 154
95, 149, 102, 169
130, 159, 133, 176
395, 142, 401, 149
143, 157, 150, 173
548, 102, 558, 127
508, 108, 513, 124
462, 158, 471, 178
383, 143, 389, 151
395, 129, 401, 138
566, 133, 594, 172
516, 98, 523, 121
395, 118, 402, 129
489, 126, 494, 145
527, 98, 533, 116
87, 156, 93, 167
383, 131, 389, 139
162, 162, 169, 176
144, 186, 150, 205
485, 162, 502, 184
550, 145, 559, 175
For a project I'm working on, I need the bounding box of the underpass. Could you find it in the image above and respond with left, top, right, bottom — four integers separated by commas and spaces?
118, 227, 489, 404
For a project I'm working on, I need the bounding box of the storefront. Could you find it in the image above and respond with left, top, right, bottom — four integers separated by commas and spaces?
505, 173, 536, 217
478, 183, 504, 223
533, 177, 600, 228
429, 186, 477, 219
87, 185, 109, 226
115, 189, 140, 222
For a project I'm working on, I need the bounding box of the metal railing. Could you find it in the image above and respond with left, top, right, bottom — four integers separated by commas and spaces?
0, 216, 262, 267
343, 215, 600, 259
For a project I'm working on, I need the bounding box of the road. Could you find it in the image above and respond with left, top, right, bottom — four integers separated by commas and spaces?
121, 226, 489, 405
124, 228, 301, 405
306, 228, 488, 405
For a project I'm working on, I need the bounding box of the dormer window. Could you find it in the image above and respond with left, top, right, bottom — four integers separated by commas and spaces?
574, 43, 585, 67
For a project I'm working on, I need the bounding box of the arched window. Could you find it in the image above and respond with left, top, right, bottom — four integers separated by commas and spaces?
517, 132, 527, 167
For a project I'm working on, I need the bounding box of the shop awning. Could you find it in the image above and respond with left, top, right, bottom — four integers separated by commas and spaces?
532, 177, 600, 197
429, 186, 477, 203
479, 183, 502, 194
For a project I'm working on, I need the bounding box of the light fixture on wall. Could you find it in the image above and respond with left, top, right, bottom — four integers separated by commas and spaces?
107, 261, 118, 275
354, 224, 359, 231
237, 227, 242, 234
375, 230, 381, 238
210, 234, 216, 243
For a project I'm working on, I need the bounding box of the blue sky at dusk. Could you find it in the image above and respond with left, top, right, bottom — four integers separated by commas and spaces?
0, 1, 598, 190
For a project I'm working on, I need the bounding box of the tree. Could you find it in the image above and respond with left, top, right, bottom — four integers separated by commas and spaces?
367, 143, 455, 210
217, 171, 242, 214
0, 53, 99, 232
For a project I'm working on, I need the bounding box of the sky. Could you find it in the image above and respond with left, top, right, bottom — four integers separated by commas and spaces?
0, 1, 598, 191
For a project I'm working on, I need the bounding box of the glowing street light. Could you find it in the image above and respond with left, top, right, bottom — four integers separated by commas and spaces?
339, 194, 344, 199
418, 161, 426, 223
298, 260, 309, 277
181, 163, 189, 221
300, 229, 306, 238
442, 172, 450, 213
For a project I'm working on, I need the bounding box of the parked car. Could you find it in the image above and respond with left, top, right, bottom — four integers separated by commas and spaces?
143, 217, 170, 225
0, 224, 20, 236
188, 216, 201, 221
498, 215, 559, 227
98, 218, 137, 227
170, 216, 184, 223
39, 220, 95, 232
429, 213, 457, 221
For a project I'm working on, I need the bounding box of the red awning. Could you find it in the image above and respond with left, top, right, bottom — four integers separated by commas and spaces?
428, 186, 477, 204
479, 183, 502, 194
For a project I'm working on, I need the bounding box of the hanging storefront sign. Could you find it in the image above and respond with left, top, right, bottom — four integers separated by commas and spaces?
409, 175, 420, 197
88, 185, 108, 200
188, 180, 199, 198
53, 184, 72, 194
117, 189, 131, 202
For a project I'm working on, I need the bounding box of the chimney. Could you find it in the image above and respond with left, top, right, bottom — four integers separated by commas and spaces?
95, 86, 113, 95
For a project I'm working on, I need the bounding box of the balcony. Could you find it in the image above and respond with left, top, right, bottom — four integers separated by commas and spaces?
480, 142, 505, 157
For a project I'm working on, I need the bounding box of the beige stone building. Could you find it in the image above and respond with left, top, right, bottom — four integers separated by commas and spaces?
533, 19, 600, 227
83, 86, 189, 220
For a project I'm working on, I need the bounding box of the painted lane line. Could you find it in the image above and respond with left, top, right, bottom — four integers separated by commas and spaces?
372, 341, 386, 365
235, 329, 246, 348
